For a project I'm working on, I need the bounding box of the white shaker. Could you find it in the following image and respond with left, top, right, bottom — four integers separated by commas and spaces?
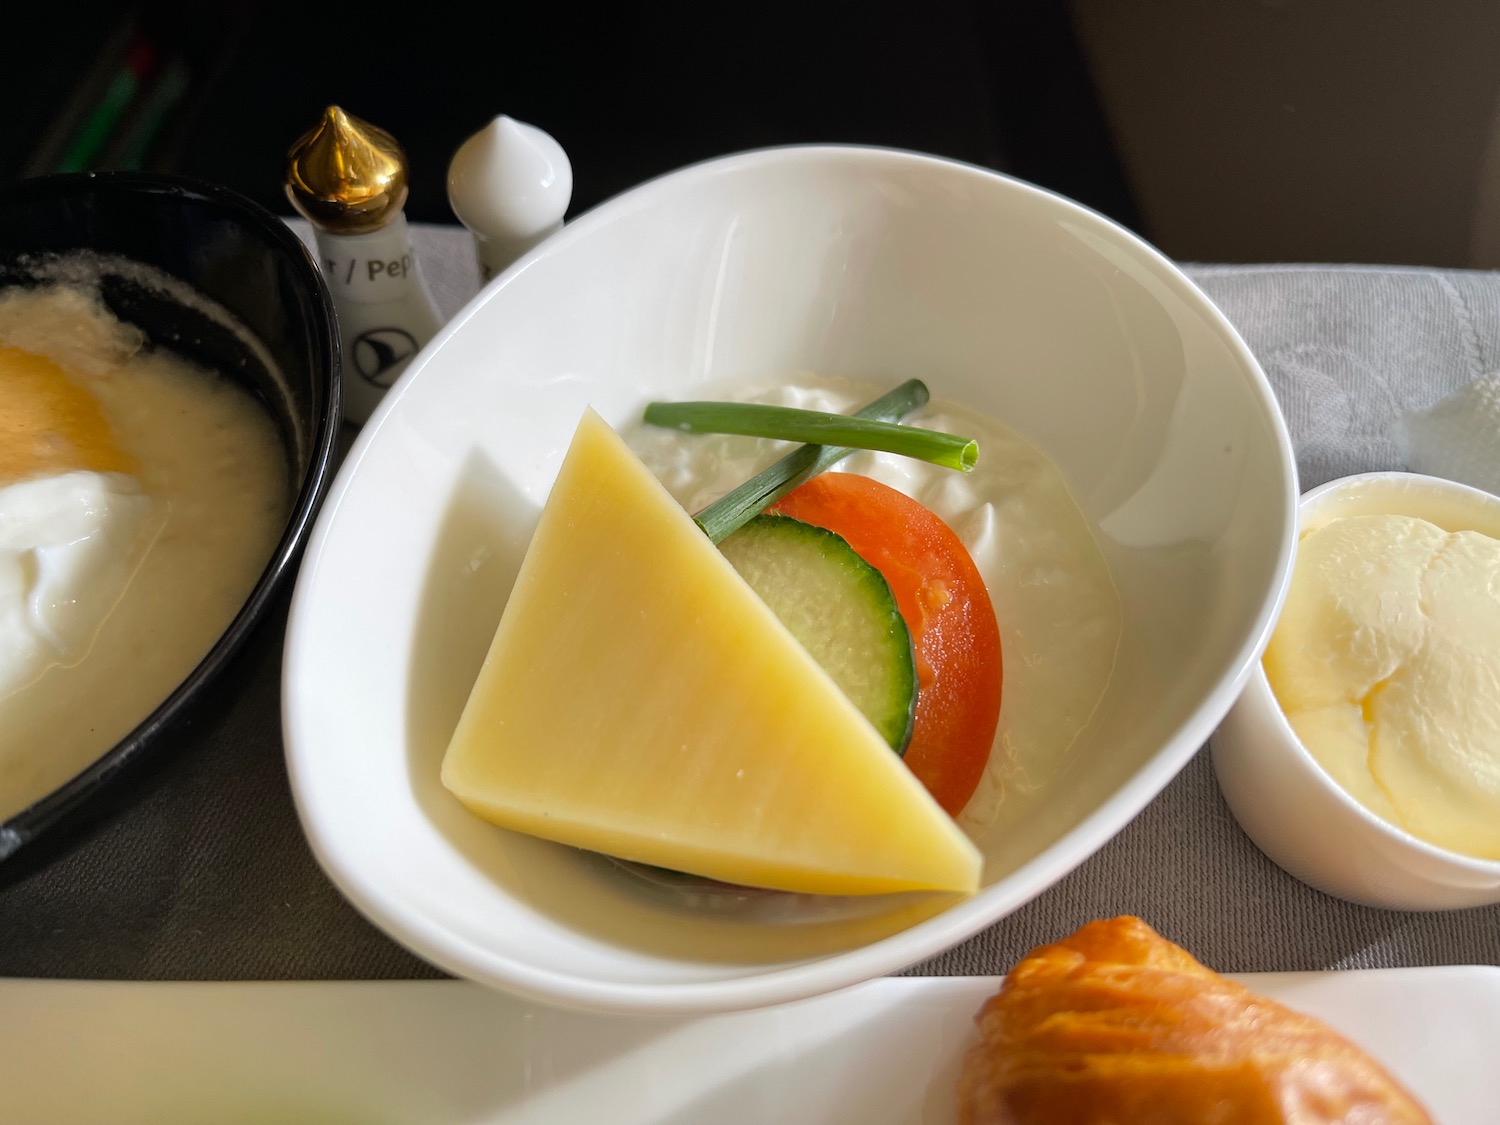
286, 106, 443, 425
447, 115, 573, 282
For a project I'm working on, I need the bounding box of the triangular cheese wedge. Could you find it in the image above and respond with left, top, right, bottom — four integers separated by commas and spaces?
441, 408, 982, 895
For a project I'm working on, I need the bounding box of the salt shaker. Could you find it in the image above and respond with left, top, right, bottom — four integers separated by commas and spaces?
286, 106, 443, 425
447, 115, 572, 282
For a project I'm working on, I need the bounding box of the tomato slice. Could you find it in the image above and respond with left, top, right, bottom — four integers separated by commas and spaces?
773, 473, 1002, 816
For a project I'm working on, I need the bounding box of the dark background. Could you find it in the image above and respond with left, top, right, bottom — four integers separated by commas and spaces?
4, 2, 1136, 225
6, 0, 1500, 266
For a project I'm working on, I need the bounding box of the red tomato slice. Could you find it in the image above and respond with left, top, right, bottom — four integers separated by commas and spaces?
773, 473, 1002, 816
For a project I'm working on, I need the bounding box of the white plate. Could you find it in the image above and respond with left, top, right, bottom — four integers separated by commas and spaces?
0, 969, 1492, 1123
282, 145, 1297, 1012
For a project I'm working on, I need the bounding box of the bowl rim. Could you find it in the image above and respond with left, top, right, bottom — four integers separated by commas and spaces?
1244, 469, 1500, 877
0, 169, 342, 866
283, 142, 1299, 1013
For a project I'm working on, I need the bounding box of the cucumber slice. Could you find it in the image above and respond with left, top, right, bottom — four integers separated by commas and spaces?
719, 514, 917, 754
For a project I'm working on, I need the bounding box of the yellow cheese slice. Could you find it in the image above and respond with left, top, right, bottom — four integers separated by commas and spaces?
441, 408, 983, 895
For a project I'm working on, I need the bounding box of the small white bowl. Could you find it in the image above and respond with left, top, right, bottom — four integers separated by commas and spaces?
1212, 471, 1500, 910
284, 146, 1297, 1013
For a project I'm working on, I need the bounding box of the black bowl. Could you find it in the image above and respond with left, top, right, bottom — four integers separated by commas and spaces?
0, 171, 340, 866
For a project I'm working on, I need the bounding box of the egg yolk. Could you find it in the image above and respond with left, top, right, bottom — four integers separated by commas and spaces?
0, 345, 133, 485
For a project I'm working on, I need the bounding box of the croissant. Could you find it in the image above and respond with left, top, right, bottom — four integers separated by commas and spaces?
957, 916, 1432, 1125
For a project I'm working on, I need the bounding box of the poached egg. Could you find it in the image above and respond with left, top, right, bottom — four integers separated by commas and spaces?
0, 343, 157, 701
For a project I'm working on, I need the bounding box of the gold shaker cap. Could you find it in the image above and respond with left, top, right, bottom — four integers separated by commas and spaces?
285, 106, 408, 234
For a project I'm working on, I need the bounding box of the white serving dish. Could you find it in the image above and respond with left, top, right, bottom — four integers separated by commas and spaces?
0, 968, 1493, 1124
282, 145, 1297, 1013
1213, 471, 1500, 909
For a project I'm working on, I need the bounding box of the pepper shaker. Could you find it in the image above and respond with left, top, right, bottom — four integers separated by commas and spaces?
286, 106, 443, 425
447, 115, 572, 282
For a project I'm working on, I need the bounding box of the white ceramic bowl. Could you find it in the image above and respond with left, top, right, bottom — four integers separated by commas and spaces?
1213, 472, 1500, 910
283, 146, 1297, 1013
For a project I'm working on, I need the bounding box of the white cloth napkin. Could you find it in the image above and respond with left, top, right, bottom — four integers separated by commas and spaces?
1399, 371, 1500, 497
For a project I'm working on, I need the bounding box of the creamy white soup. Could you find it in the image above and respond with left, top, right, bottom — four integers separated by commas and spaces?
0, 278, 288, 821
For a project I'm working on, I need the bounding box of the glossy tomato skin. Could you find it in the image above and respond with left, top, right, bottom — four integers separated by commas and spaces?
773, 473, 1001, 816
